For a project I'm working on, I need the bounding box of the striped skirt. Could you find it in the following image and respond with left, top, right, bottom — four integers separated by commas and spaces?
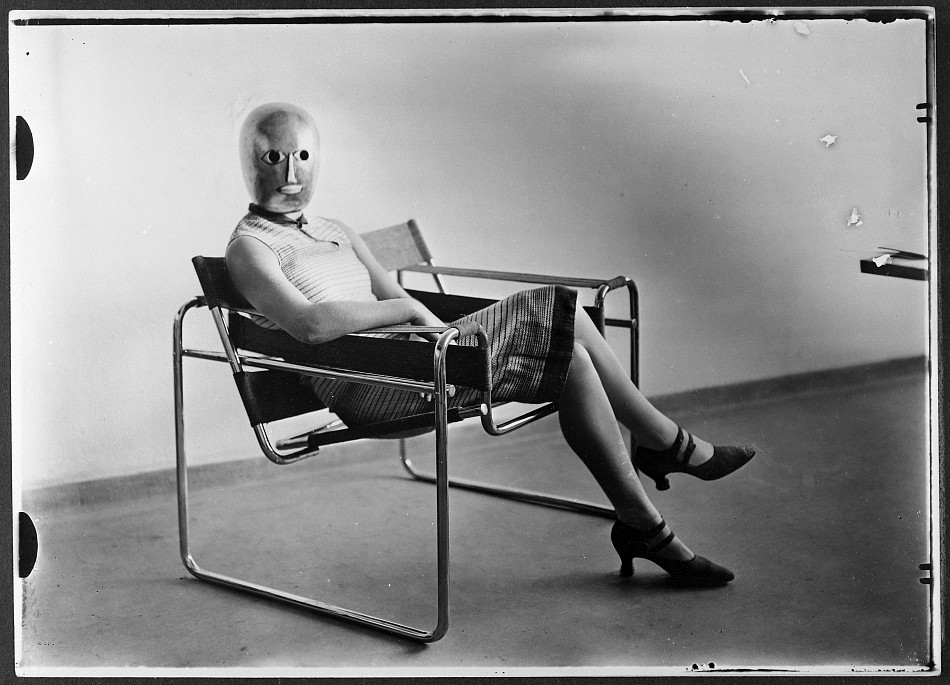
303, 285, 577, 427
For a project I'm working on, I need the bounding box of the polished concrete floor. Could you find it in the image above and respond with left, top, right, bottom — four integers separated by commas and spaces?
17, 367, 934, 675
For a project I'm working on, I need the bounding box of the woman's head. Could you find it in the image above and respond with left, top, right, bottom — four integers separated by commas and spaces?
239, 103, 320, 214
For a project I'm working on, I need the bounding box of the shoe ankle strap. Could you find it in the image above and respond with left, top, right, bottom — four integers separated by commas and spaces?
643, 520, 676, 553
681, 432, 697, 467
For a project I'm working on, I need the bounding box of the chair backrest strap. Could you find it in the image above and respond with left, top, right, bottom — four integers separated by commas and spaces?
360, 219, 433, 272
192, 256, 253, 310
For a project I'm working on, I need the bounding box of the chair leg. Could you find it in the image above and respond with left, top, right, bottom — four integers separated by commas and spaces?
174, 301, 450, 642
397, 278, 640, 521
398, 438, 616, 519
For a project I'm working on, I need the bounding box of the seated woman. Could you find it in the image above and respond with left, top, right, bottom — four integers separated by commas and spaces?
225, 102, 756, 587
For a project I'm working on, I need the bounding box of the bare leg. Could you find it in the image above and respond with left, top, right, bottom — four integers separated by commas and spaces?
572, 308, 715, 464
559, 343, 693, 561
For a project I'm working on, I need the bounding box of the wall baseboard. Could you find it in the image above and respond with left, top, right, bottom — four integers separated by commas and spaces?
21, 355, 928, 511
20, 437, 397, 512
648, 355, 928, 415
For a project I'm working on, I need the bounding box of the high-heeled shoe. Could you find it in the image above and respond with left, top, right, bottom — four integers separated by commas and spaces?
634, 426, 755, 491
610, 519, 734, 587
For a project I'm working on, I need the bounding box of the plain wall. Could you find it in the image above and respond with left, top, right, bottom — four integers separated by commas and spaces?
10, 17, 929, 490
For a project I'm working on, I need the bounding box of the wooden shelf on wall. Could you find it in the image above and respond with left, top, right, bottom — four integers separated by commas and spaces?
860, 258, 928, 281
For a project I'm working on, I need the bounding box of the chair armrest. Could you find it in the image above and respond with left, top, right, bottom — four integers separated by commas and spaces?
358, 320, 484, 338
400, 264, 631, 292
227, 313, 491, 391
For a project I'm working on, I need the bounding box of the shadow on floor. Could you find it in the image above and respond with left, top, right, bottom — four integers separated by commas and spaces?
17, 369, 934, 674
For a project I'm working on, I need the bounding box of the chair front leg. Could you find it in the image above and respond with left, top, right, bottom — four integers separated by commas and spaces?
174, 300, 453, 642
429, 328, 458, 641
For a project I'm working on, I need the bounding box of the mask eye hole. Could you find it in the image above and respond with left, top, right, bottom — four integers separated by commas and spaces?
295, 150, 310, 162
261, 150, 287, 165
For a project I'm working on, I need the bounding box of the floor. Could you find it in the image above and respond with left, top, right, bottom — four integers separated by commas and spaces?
16, 368, 935, 676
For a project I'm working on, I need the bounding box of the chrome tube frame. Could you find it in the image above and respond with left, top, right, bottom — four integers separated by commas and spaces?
182, 347, 451, 396
175, 296, 461, 642
174, 261, 638, 639
395, 266, 638, 520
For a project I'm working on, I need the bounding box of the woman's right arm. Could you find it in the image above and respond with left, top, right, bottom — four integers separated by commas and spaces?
225, 236, 430, 344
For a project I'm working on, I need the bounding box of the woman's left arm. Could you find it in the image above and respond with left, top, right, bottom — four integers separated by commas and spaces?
336, 221, 447, 330
336, 221, 413, 301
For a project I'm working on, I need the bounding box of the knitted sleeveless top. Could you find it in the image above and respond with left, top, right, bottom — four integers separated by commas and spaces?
228, 209, 376, 330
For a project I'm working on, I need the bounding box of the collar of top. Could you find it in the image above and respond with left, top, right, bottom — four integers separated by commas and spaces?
248, 203, 308, 227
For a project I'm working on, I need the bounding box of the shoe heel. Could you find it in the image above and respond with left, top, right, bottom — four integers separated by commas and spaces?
610, 521, 637, 577
635, 433, 684, 491
639, 463, 671, 491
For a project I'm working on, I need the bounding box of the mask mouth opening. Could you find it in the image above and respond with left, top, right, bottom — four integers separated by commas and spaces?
277, 184, 303, 194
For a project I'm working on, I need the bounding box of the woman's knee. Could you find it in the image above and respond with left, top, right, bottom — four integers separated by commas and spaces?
573, 305, 603, 346
566, 341, 596, 385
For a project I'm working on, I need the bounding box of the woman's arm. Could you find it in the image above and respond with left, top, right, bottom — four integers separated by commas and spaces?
225, 236, 436, 344
334, 221, 415, 301
335, 221, 448, 336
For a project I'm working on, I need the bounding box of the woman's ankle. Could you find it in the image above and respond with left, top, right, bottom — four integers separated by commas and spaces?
636, 422, 680, 451
614, 514, 696, 561
616, 508, 663, 531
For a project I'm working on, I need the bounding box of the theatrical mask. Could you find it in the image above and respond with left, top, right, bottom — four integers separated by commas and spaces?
240, 103, 320, 214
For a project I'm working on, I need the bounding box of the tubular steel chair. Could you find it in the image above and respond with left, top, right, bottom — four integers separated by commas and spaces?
173, 219, 639, 642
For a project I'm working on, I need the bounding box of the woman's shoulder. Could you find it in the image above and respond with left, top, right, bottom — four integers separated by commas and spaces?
228, 212, 290, 264
231, 211, 272, 239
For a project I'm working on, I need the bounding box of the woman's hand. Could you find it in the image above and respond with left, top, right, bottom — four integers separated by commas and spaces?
407, 298, 447, 331
406, 298, 463, 346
